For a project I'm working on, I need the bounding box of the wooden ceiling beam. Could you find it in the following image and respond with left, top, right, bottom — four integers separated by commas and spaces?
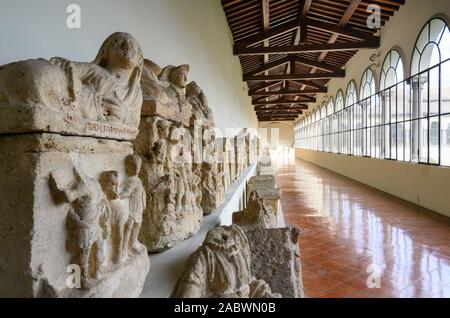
234, 38, 379, 56
244, 57, 290, 77
300, 0, 312, 43
307, 18, 376, 41
254, 98, 316, 105
245, 70, 345, 82
262, 0, 270, 72
292, 56, 344, 73
289, 80, 325, 90
249, 87, 327, 97
233, 19, 301, 48
248, 81, 284, 93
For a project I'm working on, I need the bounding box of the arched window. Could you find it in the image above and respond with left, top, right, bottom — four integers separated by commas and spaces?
335, 90, 344, 112
345, 81, 357, 107
380, 50, 404, 90
411, 18, 450, 75
360, 68, 376, 100
320, 103, 327, 119
327, 97, 335, 116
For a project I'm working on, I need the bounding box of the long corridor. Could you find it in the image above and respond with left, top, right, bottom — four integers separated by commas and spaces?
273, 154, 450, 298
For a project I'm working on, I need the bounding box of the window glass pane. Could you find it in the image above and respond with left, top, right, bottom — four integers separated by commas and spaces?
419, 73, 428, 118
405, 121, 411, 162
416, 24, 430, 52
397, 123, 404, 161
440, 28, 450, 61
430, 119, 439, 164
429, 66, 439, 116
390, 123, 397, 159
442, 59, 450, 114
411, 119, 419, 162
442, 115, 450, 166
405, 81, 412, 120
398, 82, 405, 123
419, 118, 428, 163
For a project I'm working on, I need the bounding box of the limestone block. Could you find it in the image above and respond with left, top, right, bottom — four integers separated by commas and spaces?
172, 225, 280, 298
0, 134, 150, 297
133, 116, 202, 252
232, 191, 279, 231
245, 227, 304, 298
0, 33, 143, 141
246, 175, 281, 215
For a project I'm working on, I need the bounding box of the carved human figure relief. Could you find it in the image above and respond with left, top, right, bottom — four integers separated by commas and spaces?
100, 171, 129, 264
172, 225, 281, 298
51, 165, 111, 288
120, 155, 147, 257
0, 32, 144, 139
186, 81, 215, 126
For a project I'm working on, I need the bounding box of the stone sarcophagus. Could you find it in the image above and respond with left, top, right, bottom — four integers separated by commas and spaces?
0, 33, 143, 141
172, 225, 280, 298
133, 116, 203, 252
0, 33, 150, 298
135, 60, 218, 251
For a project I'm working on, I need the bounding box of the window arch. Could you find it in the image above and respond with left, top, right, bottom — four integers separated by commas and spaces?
345, 81, 358, 107
411, 18, 450, 75
320, 103, 327, 119
360, 68, 376, 100
335, 90, 344, 112
327, 97, 335, 115
380, 49, 404, 90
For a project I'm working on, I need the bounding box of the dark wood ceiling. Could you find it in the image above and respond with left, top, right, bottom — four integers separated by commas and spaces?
221, 0, 406, 122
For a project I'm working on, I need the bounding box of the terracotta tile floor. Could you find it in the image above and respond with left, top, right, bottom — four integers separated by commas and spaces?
272, 152, 450, 298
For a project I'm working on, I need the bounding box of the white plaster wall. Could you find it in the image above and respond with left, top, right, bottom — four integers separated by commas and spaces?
303, 0, 450, 115
0, 0, 257, 133
259, 121, 295, 148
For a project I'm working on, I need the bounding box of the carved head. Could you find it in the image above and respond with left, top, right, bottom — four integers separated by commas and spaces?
186, 81, 202, 97
125, 155, 142, 176
100, 170, 120, 200
94, 32, 143, 72
156, 119, 171, 139
170, 65, 190, 89
204, 225, 249, 257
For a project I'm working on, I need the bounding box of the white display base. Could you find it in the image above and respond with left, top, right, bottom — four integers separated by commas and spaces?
140, 164, 258, 298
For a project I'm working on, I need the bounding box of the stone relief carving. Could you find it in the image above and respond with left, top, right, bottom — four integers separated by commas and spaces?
140, 60, 191, 126
133, 117, 202, 252
172, 225, 281, 298
51, 155, 148, 289
0, 32, 144, 140
186, 81, 214, 127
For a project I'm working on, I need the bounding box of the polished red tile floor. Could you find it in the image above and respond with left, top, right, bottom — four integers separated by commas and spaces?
272, 152, 450, 298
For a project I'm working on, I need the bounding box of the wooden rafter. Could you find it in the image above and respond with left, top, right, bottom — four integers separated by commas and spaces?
253, 97, 316, 105
234, 39, 379, 56
245, 71, 345, 82
249, 87, 327, 97
220, 0, 405, 122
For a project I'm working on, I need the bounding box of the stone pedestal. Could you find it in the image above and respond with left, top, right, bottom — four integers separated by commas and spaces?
0, 134, 150, 297
247, 175, 282, 216
245, 227, 304, 298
